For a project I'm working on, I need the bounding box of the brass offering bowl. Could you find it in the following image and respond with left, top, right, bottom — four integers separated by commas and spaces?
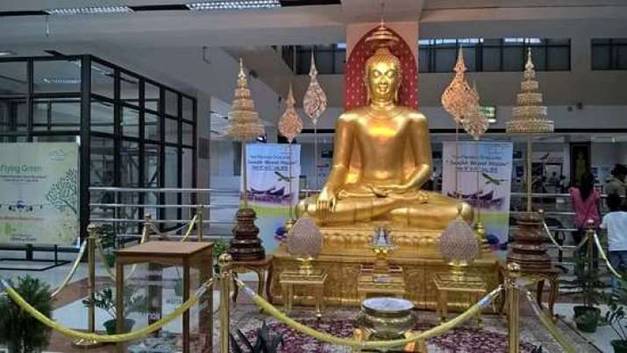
355, 297, 416, 340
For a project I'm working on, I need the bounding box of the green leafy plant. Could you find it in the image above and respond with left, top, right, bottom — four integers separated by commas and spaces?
572, 255, 604, 332
0, 276, 53, 353
605, 280, 627, 345
99, 224, 117, 268
229, 321, 283, 353
82, 287, 148, 334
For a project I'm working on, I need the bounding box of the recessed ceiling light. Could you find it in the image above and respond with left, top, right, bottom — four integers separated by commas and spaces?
187, 1, 281, 11
0, 50, 16, 56
45, 6, 133, 15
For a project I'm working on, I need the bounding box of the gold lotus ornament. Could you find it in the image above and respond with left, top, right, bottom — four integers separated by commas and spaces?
286, 216, 323, 275
439, 207, 480, 281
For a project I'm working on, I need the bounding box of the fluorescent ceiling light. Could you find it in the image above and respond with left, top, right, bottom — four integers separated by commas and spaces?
42, 78, 81, 84
45, 6, 133, 15
187, 0, 281, 11
0, 50, 16, 57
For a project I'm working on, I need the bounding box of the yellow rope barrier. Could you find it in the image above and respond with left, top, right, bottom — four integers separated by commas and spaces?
592, 231, 623, 279
233, 277, 503, 349
51, 241, 88, 298
179, 214, 198, 242
0, 278, 213, 343
542, 222, 588, 251
524, 290, 577, 353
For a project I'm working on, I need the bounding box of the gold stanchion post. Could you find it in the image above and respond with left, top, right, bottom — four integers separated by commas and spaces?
586, 220, 596, 275
507, 262, 521, 353
72, 224, 102, 348
144, 214, 152, 241
197, 208, 204, 242
219, 253, 233, 353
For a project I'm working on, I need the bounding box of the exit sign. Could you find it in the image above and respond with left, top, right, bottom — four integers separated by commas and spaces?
480, 106, 496, 124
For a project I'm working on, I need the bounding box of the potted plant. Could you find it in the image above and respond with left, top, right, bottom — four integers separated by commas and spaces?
0, 276, 53, 353
230, 321, 283, 353
572, 255, 603, 332
606, 279, 627, 353
82, 287, 147, 335
100, 224, 116, 268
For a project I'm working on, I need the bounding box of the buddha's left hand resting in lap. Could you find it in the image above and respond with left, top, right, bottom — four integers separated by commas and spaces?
297, 47, 472, 229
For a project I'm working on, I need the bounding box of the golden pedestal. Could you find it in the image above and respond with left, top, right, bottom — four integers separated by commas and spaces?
271, 227, 500, 309
279, 269, 327, 318
433, 272, 487, 323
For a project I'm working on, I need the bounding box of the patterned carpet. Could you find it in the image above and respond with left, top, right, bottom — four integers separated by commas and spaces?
222, 304, 597, 353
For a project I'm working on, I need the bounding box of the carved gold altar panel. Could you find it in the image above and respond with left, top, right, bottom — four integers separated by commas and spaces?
270, 245, 500, 310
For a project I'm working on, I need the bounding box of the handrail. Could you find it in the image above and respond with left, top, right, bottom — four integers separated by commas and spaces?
89, 187, 239, 193
90, 203, 240, 209
89, 218, 234, 224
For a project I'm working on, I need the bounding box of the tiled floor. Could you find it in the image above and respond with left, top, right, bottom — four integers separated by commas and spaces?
0, 255, 614, 353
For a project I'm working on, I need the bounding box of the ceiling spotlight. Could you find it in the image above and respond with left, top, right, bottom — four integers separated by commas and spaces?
0, 50, 16, 57
45, 6, 133, 15
186, 0, 281, 11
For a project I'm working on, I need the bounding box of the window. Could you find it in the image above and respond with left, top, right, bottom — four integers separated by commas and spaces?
592, 38, 627, 70
285, 44, 347, 75
419, 38, 570, 73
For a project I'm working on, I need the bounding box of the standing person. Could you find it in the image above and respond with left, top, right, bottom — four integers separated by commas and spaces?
606, 164, 627, 198
601, 193, 627, 289
570, 172, 601, 274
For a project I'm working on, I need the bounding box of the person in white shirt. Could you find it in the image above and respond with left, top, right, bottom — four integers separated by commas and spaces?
600, 193, 627, 288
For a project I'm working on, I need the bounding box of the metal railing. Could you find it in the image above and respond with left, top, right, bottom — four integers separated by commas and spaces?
89, 187, 241, 241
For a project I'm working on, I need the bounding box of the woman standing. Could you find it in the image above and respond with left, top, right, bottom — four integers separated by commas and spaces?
570, 171, 601, 274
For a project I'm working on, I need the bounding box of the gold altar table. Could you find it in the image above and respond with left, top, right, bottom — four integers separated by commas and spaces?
270, 244, 500, 309
279, 269, 327, 318
433, 273, 486, 323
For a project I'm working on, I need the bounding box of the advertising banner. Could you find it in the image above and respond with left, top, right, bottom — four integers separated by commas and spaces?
244, 143, 301, 252
442, 141, 513, 245
0, 143, 79, 245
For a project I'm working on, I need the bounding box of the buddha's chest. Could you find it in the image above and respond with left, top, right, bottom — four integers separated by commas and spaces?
355, 118, 408, 147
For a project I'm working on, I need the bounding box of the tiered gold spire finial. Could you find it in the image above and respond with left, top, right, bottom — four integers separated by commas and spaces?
227, 58, 265, 141
441, 48, 479, 124
278, 84, 303, 143
506, 48, 554, 134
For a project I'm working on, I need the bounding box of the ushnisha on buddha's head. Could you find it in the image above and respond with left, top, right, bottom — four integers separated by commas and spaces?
364, 47, 402, 105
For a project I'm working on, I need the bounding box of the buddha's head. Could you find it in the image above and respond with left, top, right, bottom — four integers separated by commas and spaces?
364, 47, 402, 104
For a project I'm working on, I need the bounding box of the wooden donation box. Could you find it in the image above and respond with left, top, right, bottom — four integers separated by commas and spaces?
115, 241, 213, 353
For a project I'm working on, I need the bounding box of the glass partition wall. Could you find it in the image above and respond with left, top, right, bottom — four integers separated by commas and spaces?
0, 55, 197, 244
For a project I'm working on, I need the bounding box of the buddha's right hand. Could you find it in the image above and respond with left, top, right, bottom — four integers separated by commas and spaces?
317, 188, 337, 219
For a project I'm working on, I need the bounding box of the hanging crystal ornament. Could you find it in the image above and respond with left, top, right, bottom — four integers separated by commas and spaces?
278, 84, 303, 224
441, 48, 478, 124
303, 52, 327, 189
278, 84, 303, 143
462, 83, 489, 141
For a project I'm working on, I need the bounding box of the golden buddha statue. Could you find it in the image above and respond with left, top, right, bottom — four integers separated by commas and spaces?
297, 47, 472, 230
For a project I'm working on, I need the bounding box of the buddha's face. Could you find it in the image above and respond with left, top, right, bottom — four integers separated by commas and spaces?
366, 60, 400, 103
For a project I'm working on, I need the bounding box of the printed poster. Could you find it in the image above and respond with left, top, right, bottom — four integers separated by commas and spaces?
0, 143, 79, 245
244, 143, 301, 252
442, 141, 513, 245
